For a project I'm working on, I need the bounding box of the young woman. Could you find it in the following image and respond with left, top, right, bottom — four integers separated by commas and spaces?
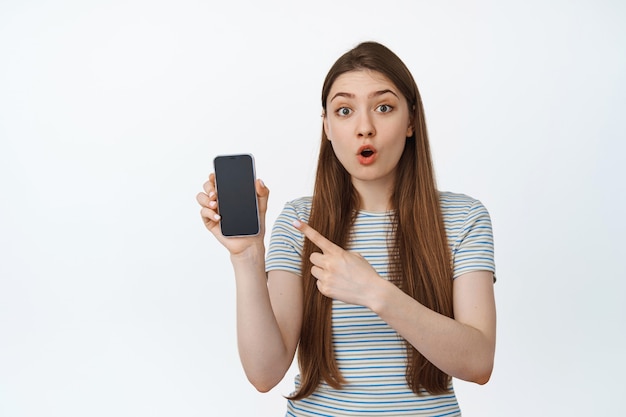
197, 41, 496, 416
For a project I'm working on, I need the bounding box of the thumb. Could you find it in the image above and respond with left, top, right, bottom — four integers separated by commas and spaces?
256, 178, 269, 214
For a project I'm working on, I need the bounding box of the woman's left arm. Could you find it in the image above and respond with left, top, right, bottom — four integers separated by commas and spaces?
371, 270, 496, 384
293, 219, 496, 384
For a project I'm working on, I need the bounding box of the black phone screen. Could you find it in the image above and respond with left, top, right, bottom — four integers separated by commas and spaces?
213, 154, 260, 237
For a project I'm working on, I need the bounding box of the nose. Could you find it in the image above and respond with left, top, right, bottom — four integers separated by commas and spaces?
356, 111, 375, 138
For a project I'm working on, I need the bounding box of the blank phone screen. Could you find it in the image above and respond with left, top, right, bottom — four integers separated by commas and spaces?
213, 154, 260, 237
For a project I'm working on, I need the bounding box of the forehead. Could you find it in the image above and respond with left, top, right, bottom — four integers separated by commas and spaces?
329, 70, 398, 96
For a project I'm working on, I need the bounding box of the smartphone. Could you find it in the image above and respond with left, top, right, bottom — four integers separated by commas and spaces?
213, 154, 260, 237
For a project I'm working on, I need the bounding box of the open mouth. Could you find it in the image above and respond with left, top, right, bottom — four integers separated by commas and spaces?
360, 148, 374, 157
357, 146, 377, 165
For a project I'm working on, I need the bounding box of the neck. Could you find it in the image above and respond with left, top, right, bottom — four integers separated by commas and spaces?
352, 178, 393, 212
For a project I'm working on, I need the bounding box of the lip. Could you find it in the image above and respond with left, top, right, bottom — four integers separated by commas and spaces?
357, 145, 378, 165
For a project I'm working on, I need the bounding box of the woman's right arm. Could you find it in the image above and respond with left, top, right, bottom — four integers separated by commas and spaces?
232, 253, 303, 392
197, 174, 302, 392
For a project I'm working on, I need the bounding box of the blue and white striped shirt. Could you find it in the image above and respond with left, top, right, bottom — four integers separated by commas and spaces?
266, 192, 496, 416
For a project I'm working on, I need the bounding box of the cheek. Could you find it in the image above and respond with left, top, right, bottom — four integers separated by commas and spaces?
327, 139, 355, 169
387, 125, 410, 158
324, 116, 349, 141
324, 119, 342, 141
329, 138, 350, 158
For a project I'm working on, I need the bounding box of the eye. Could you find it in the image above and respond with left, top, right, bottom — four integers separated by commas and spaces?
336, 107, 352, 117
376, 104, 393, 113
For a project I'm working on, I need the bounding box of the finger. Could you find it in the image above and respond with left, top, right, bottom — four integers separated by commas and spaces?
309, 251, 325, 268
203, 173, 216, 195
196, 192, 215, 208
292, 220, 339, 254
311, 265, 324, 281
200, 206, 221, 227
255, 178, 270, 214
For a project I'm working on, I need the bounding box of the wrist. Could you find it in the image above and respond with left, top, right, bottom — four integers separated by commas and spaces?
230, 243, 266, 265
368, 278, 402, 315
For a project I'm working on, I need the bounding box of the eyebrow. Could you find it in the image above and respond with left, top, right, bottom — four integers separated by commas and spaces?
330, 89, 399, 102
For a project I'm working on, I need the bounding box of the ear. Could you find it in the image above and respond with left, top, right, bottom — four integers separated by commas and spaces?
323, 111, 331, 140
407, 107, 415, 137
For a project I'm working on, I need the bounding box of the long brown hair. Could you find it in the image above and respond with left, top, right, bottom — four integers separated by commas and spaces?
290, 41, 453, 400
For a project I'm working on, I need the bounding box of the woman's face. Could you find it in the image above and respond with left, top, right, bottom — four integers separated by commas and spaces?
323, 70, 413, 192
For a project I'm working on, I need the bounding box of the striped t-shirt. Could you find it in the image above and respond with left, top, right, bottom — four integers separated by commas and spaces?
266, 192, 496, 416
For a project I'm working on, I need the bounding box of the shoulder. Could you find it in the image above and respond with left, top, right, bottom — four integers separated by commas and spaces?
438, 191, 491, 223
439, 190, 486, 210
280, 196, 313, 222
269, 196, 312, 241
438, 191, 496, 278
285, 196, 312, 212
437, 190, 494, 248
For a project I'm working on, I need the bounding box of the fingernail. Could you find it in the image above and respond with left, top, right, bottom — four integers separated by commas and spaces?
292, 219, 301, 228
214, 214, 221, 221
259, 179, 265, 188
209, 191, 215, 198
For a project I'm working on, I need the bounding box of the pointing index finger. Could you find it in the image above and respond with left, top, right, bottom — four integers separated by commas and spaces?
292, 219, 337, 253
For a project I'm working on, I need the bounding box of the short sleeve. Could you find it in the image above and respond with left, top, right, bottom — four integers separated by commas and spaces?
447, 197, 496, 280
265, 197, 311, 276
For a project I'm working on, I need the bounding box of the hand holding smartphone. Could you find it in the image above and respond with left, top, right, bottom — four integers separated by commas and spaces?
213, 154, 260, 237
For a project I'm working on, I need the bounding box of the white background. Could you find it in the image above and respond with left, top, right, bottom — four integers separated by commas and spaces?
1, 0, 624, 415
